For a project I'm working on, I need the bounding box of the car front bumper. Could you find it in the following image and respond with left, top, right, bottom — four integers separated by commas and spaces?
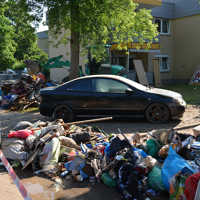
168, 102, 186, 118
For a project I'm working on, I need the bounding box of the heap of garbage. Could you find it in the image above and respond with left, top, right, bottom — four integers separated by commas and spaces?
0, 73, 45, 111
2, 118, 200, 200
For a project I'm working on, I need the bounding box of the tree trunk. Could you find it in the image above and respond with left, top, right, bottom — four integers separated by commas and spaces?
69, 2, 80, 80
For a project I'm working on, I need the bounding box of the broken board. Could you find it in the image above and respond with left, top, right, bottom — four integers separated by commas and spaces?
133, 60, 148, 86
153, 58, 161, 87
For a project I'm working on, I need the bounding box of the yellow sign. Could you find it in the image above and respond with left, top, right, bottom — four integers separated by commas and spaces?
111, 42, 160, 51
134, 0, 162, 6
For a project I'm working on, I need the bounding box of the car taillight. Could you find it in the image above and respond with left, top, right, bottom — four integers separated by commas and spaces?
39, 95, 42, 103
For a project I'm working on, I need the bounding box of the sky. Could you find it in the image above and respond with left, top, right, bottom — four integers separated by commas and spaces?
36, 8, 48, 32
37, 21, 48, 32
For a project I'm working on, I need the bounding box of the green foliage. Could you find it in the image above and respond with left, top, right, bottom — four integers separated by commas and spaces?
12, 61, 26, 70
0, 2, 16, 70
31, 0, 158, 78
0, 0, 47, 71
45, 0, 158, 58
163, 84, 200, 105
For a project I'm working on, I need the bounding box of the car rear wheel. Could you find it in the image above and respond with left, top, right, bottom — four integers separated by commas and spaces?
52, 105, 74, 122
145, 103, 170, 123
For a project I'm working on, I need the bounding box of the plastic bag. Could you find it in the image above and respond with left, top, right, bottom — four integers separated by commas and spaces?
2, 138, 27, 161
40, 137, 60, 168
162, 146, 195, 191
8, 130, 34, 139
13, 121, 33, 131
146, 139, 160, 157
147, 166, 165, 192
101, 172, 116, 187
169, 168, 192, 200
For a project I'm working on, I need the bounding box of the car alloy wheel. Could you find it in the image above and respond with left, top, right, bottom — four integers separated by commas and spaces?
145, 103, 170, 123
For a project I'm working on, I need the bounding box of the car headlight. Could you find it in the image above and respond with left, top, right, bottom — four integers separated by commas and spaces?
173, 97, 186, 106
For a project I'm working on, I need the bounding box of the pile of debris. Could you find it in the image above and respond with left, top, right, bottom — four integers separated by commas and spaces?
0, 74, 45, 111
2, 118, 200, 200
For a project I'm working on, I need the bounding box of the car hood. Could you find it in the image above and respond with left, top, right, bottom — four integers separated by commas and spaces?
40, 86, 57, 93
148, 88, 182, 99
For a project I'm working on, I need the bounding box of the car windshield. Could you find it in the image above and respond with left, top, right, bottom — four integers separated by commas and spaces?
118, 76, 148, 91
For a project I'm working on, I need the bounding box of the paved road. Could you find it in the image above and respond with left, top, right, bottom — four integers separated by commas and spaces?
1, 105, 199, 136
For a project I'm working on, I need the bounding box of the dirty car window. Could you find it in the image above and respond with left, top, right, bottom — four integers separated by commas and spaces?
93, 78, 129, 93
67, 79, 92, 92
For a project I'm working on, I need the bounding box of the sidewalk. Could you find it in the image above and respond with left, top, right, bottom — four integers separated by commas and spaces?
0, 173, 23, 200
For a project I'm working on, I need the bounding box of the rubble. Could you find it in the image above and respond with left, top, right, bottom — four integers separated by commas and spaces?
0, 73, 45, 111
1, 117, 200, 200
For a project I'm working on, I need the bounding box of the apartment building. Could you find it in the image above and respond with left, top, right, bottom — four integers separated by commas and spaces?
111, 0, 200, 84
37, 0, 200, 84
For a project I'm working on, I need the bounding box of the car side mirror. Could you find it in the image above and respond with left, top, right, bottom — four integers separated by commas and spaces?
125, 88, 134, 95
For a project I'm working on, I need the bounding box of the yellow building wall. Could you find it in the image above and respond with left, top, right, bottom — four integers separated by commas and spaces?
48, 31, 71, 62
173, 15, 200, 80
146, 21, 175, 82
159, 27, 175, 81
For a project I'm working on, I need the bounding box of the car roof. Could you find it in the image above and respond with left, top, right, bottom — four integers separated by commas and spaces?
64, 75, 147, 91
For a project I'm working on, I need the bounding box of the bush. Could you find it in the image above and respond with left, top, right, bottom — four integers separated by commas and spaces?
12, 61, 26, 70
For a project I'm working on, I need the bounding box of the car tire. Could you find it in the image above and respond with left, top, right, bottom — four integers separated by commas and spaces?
145, 103, 170, 123
52, 105, 74, 122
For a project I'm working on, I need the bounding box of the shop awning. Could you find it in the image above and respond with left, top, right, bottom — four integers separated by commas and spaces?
134, 0, 162, 6
110, 42, 160, 51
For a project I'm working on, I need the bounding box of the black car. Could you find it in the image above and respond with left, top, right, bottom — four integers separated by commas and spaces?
39, 75, 186, 123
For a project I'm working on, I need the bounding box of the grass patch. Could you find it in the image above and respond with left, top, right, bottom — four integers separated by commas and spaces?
163, 84, 200, 105
20, 106, 39, 113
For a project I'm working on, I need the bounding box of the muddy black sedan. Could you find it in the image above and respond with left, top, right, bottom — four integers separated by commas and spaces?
39, 75, 186, 123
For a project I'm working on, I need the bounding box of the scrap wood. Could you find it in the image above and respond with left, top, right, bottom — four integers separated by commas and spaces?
23, 100, 38, 111
63, 117, 113, 129
133, 60, 148, 86
173, 123, 200, 131
66, 116, 113, 125
147, 123, 200, 138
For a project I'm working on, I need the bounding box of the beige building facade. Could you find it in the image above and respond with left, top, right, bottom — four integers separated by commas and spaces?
37, 31, 49, 55
110, 0, 200, 84
37, 31, 86, 67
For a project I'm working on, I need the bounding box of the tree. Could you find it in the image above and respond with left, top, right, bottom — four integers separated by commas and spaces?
31, 0, 158, 79
0, 2, 16, 70
5, 0, 47, 62
0, 0, 47, 70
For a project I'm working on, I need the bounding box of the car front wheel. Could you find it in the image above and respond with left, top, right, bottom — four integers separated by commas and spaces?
52, 105, 74, 122
145, 103, 170, 123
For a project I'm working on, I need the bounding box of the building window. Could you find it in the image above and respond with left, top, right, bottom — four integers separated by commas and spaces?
155, 55, 170, 72
155, 18, 170, 34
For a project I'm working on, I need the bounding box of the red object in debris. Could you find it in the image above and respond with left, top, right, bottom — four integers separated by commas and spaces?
8, 130, 34, 139
184, 173, 200, 200
98, 145, 106, 155
37, 72, 45, 82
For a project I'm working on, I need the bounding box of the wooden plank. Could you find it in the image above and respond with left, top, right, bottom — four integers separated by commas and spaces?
153, 58, 161, 87
133, 60, 148, 85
